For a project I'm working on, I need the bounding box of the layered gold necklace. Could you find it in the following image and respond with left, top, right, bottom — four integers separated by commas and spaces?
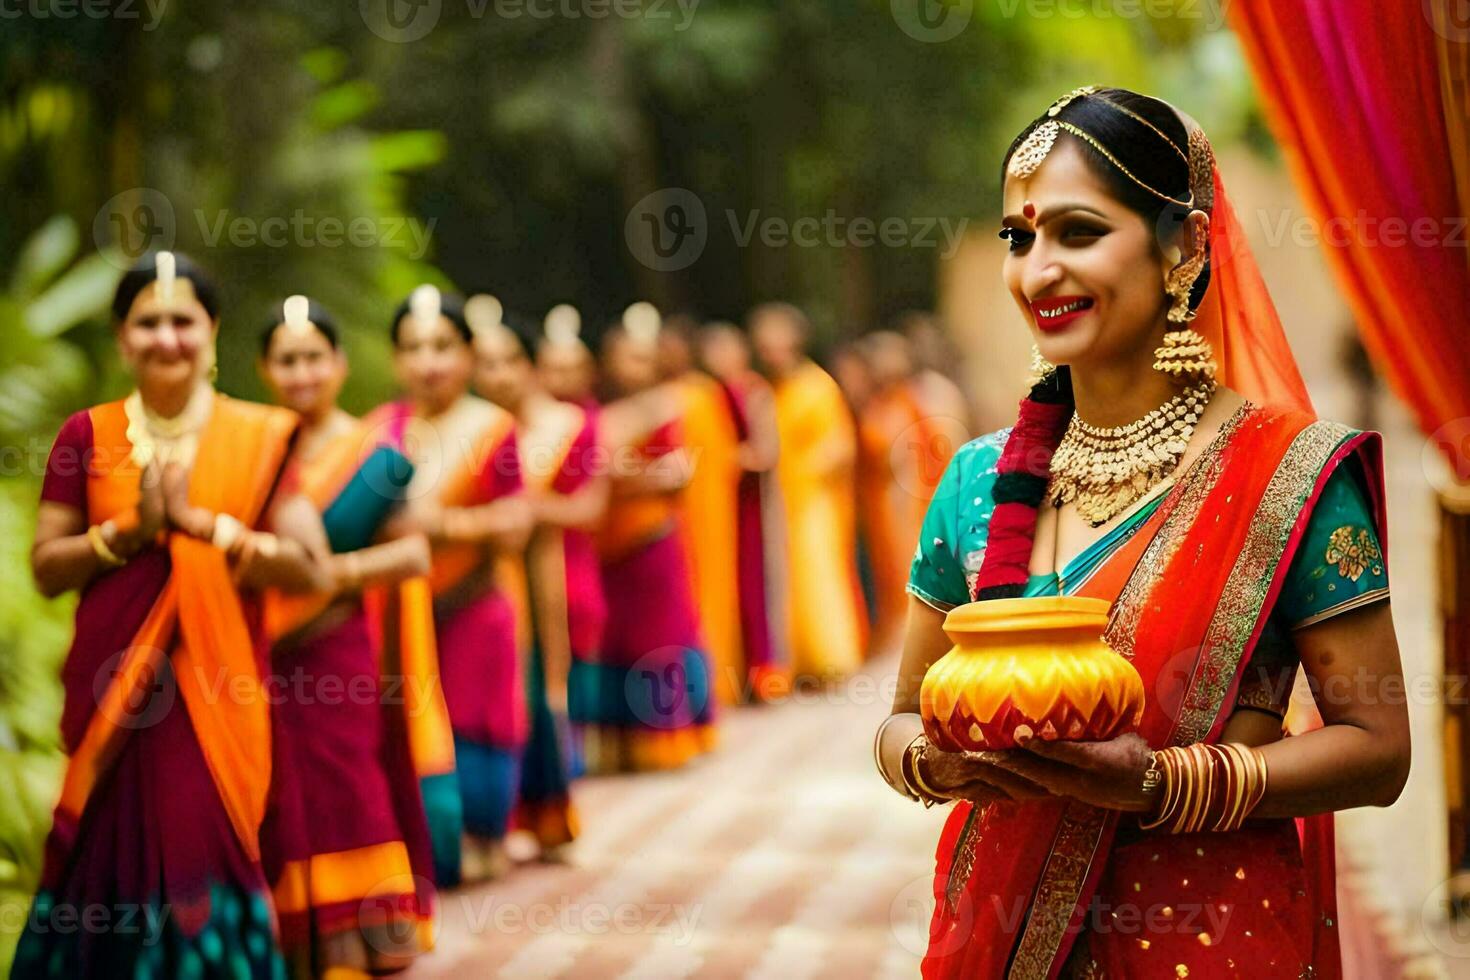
124, 385, 214, 470
1048, 379, 1215, 526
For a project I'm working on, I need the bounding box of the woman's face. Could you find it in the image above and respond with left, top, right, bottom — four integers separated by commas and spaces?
259, 326, 347, 419
116, 280, 217, 392
392, 314, 473, 413
1000, 138, 1175, 371
537, 343, 594, 402
698, 328, 750, 381
474, 326, 533, 410
602, 333, 659, 394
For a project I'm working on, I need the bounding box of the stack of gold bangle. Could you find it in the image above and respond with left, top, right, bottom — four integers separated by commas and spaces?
873, 719, 949, 808
87, 522, 126, 568
1139, 742, 1268, 834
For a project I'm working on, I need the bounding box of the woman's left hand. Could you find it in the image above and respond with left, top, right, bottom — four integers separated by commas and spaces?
979, 731, 1157, 813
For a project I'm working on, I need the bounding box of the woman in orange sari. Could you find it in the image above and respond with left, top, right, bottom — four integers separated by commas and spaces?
367, 286, 532, 884
15, 253, 336, 979
877, 88, 1410, 979
256, 296, 447, 975
750, 303, 868, 681
855, 330, 953, 655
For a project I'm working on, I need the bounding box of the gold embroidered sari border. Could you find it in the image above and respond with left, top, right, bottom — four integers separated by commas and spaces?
1173, 420, 1356, 744
1009, 804, 1109, 980
1104, 403, 1250, 659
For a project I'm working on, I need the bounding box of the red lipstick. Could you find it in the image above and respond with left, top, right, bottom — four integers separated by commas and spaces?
1030, 295, 1095, 333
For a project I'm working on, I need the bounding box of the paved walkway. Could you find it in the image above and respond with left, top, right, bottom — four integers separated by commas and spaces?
408, 654, 944, 979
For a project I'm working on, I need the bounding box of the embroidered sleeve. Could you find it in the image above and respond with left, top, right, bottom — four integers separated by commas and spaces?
1275, 460, 1389, 630
906, 429, 1009, 612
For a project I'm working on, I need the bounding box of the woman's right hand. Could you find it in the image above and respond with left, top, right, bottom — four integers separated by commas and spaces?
111, 461, 166, 556
919, 742, 1055, 806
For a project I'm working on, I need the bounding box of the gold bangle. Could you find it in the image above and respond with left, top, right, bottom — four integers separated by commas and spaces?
909, 744, 950, 804
88, 523, 126, 568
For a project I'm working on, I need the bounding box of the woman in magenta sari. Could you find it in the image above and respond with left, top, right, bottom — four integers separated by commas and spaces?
256, 296, 446, 975
473, 308, 608, 859
877, 89, 1411, 979
534, 306, 608, 776
580, 304, 716, 773
15, 253, 337, 979
698, 321, 788, 702
367, 286, 532, 884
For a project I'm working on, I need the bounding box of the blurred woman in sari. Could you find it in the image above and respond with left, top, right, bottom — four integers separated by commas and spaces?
534, 306, 609, 777
580, 304, 715, 772
750, 303, 867, 681
855, 330, 953, 656
698, 321, 788, 703
473, 301, 608, 859
658, 316, 745, 705
877, 88, 1409, 979
367, 286, 532, 884
256, 296, 447, 975
15, 253, 335, 979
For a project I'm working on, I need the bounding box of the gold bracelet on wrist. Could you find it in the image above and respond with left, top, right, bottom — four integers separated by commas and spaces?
88, 523, 126, 569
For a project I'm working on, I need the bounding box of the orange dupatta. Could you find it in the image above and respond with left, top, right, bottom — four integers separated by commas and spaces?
61, 395, 297, 863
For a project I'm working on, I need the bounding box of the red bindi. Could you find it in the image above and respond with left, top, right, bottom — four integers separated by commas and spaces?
1023, 201, 1036, 220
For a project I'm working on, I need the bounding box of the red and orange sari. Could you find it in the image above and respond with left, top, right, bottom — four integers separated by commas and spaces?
17, 394, 296, 979
923, 406, 1380, 979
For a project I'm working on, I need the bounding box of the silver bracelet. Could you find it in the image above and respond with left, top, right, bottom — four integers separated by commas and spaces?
874, 714, 920, 801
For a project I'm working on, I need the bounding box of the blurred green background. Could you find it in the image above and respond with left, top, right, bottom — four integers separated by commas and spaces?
0, 0, 1261, 967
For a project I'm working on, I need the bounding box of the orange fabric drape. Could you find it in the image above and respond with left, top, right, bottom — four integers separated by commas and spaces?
1230, 0, 1470, 443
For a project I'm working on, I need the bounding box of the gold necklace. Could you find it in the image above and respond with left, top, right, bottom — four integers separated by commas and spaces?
1048, 379, 1215, 526
124, 385, 214, 470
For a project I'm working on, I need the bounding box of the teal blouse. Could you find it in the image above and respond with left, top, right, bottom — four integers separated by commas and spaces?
908, 428, 1389, 713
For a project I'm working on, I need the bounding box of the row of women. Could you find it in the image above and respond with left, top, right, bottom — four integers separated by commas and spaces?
11, 243, 961, 978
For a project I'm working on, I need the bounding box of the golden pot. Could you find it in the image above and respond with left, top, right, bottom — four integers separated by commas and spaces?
919, 596, 1144, 752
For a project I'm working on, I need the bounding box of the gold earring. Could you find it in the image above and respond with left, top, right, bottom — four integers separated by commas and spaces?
1029, 343, 1055, 384
1153, 328, 1216, 385
1165, 220, 1207, 325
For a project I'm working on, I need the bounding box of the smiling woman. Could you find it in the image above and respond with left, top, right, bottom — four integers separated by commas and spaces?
876, 88, 1410, 980
14, 253, 338, 980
